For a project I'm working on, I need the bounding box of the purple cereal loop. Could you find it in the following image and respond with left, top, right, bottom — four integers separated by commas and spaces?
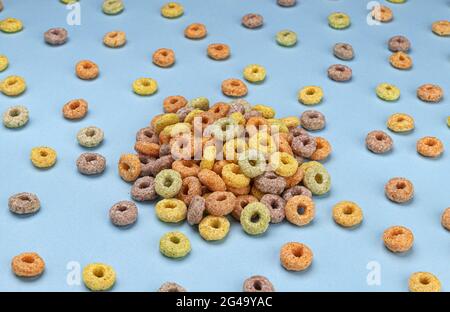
159, 143, 171, 157
176, 106, 194, 122
131, 176, 157, 201
291, 135, 317, 158
327, 64, 352, 82
282, 186, 312, 201
254, 171, 286, 195
260, 194, 286, 223
300, 110, 326, 131
366, 130, 393, 154
76, 152, 106, 175
242, 13, 264, 29
243, 275, 275, 292
136, 127, 158, 143
187, 195, 206, 225
44, 28, 68, 46
244, 110, 262, 120
388, 35, 410, 53
109, 201, 138, 227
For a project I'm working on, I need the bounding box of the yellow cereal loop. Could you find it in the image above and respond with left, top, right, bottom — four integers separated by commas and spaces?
155, 199, 187, 223
199, 216, 230, 241
82, 263, 116, 292
154, 113, 179, 134
184, 109, 203, 124
222, 163, 251, 188
253, 105, 275, 119
267, 119, 289, 133
132, 78, 158, 96
269, 152, 298, 177
248, 132, 276, 155
243, 64, 266, 83
0, 18, 23, 33
30, 147, 57, 169
281, 116, 300, 129
387, 113, 415, 133
1, 75, 26, 96
200, 145, 216, 170
0, 55, 9, 72
299, 161, 324, 174
408, 272, 441, 292
229, 112, 245, 125
298, 86, 323, 105
161, 2, 184, 19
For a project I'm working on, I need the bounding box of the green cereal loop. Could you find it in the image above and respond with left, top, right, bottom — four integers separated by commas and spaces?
77, 126, 104, 148
0, 55, 9, 72
211, 117, 238, 141
155, 169, 182, 198
102, 0, 124, 15
276, 30, 297, 47
156, 199, 187, 223
161, 2, 184, 19
387, 0, 406, 3
240, 202, 271, 235
154, 113, 179, 134
184, 109, 203, 124
188, 97, 209, 110
376, 83, 400, 101
328, 12, 351, 29
238, 150, 267, 178
447, 117, 450, 128
303, 165, 331, 196
60, 0, 79, 4
159, 231, 191, 258
3, 105, 29, 129
199, 216, 230, 241
299, 161, 325, 174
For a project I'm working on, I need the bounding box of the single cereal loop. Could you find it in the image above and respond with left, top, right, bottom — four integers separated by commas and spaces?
155, 169, 182, 198
269, 152, 298, 177
0, 18, 23, 33
172, 160, 200, 178
303, 165, 331, 195
383, 226, 414, 253
388, 35, 410, 52
376, 83, 400, 101
416, 137, 444, 158
327, 64, 352, 82
161, 2, 184, 19
82, 263, 116, 291
152, 48, 175, 68
163, 95, 187, 113
103, 31, 126, 48
199, 216, 230, 241
243, 64, 266, 83
409, 272, 441, 292
242, 13, 264, 29
1, 75, 26, 96
276, 30, 297, 47
238, 150, 267, 178
310, 137, 332, 161
77, 126, 104, 148
387, 113, 414, 133
198, 169, 226, 192
187, 195, 205, 225
155, 199, 187, 223
243, 276, 275, 292
134, 141, 160, 157
153, 113, 179, 134
240, 202, 271, 235
366, 130, 393, 154
432, 20, 450, 37
177, 176, 202, 205
0, 55, 8, 72
184, 23, 207, 39
30, 147, 57, 169
8, 193, 40, 215
221, 79, 248, 97
44, 27, 68, 46
282, 186, 312, 201
298, 86, 323, 105
385, 177, 414, 203
205, 191, 236, 216
417, 84, 443, 103
260, 194, 286, 224
254, 171, 286, 195
3, 105, 29, 129
62, 99, 88, 120
222, 164, 250, 188
280, 242, 313, 272
158, 282, 186, 292
118, 154, 141, 182
300, 110, 326, 131
11, 252, 45, 278
188, 96, 210, 110
109, 201, 138, 226
389, 52, 412, 70
207, 43, 230, 60
159, 231, 191, 258
441, 208, 450, 231
285, 195, 315, 226
332, 201, 363, 227
284, 167, 304, 188
232, 195, 258, 221
328, 12, 351, 30
333, 43, 354, 60
131, 176, 157, 201
76, 60, 99, 80
76, 152, 106, 175
102, 0, 124, 15
371, 5, 393, 23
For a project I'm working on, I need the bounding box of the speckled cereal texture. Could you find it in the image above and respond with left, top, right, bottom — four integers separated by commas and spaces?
82, 263, 116, 291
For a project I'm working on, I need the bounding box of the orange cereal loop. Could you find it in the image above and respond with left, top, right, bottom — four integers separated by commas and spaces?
152, 48, 175, 68
207, 43, 230, 60
184, 23, 207, 39
198, 169, 226, 192
383, 226, 414, 253
172, 160, 200, 178
118, 154, 141, 182
208, 102, 230, 119
11, 252, 45, 278
310, 137, 332, 161
251, 185, 265, 200
227, 185, 251, 196
163, 95, 188, 113
76, 60, 99, 80
284, 167, 304, 188
278, 137, 294, 155
205, 191, 236, 216
246, 116, 269, 130
389, 52, 412, 70
62, 99, 88, 120
280, 242, 313, 272
177, 176, 202, 205
196, 111, 217, 130
416, 84, 443, 103
285, 195, 315, 226
416, 136, 444, 158
371, 5, 393, 22
134, 141, 160, 157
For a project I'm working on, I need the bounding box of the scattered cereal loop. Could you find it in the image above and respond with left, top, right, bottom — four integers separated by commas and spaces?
82, 263, 116, 291
1, 75, 26, 96
44, 28, 68, 46
30, 147, 57, 169
161, 2, 184, 19
0, 55, 9, 72
2, 105, 29, 128
102, 0, 124, 15
159, 231, 191, 258
133, 78, 158, 96
11, 252, 45, 278
328, 12, 350, 30
103, 30, 126, 48
432, 20, 450, 37
409, 272, 441, 292
0, 18, 23, 33
243, 276, 275, 292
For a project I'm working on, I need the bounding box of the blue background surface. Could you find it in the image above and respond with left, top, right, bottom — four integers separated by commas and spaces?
0, 0, 449, 292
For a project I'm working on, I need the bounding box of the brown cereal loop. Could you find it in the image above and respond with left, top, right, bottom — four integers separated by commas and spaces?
310, 137, 332, 161
177, 176, 202, 205
389, 52, 412, 70
172, 160, 200, 178
383, 226, 414, 253
198, 169, 226, 192
416, 84, 443, 103
184, 23, 207, 39
163, 95, 188, 113
416, 136, 444, 158
385, 177, 414, 203
205, 191, 236, 216
280, 242, 313, 272
285, 195, 315, 226
371, 5, 393, 22
243, 276, 275, 292
152, 48, 175, 68
365, 130, 393, 154
118, 154, 141, 182
432, 20, 450, 36
207, 43, 230, 60
12, 252, 45, 278
441, 208, 450, 231
221, 79, 248, 97
62, 99, 88, 120
76, 60, 99, 80
232, 195, 258, 221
